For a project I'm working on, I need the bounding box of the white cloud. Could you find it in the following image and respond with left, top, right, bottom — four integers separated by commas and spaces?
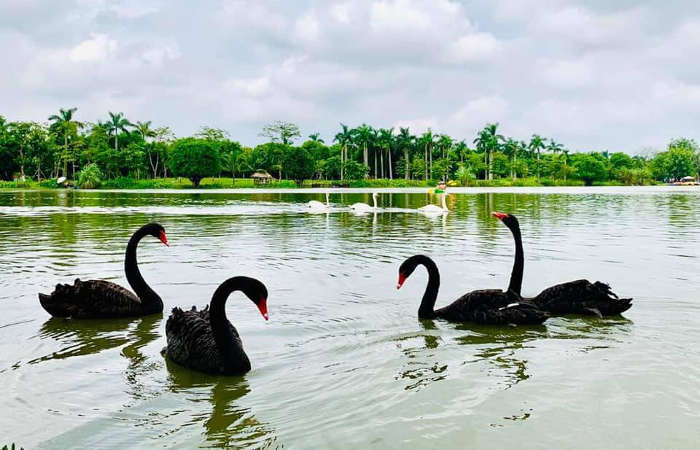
224, 76, 272, 98
330, 3, 351, 24
2, 0, 699, 152
69, 33, 117, 62
393, 117, 438, 135
443, 32, 502, 63
295, 10, 320, 42
540, 59, 594, 88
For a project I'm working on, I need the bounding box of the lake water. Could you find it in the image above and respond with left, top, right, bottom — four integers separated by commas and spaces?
1, 187, 699, 449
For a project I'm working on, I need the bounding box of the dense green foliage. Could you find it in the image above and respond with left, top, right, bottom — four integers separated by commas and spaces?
0, 109, 698, 188
77, 162, 102, 189
168, 138, 221, 187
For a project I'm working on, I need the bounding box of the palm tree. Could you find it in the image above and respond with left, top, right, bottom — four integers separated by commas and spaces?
437, 134, 453, 160
454, 140, 468, 164
473, 123, 503, 180
529, 134, 546, 180
503, 138, 520, 180
308, 132, 324, 143
397, 127, 412, 180
105, 112, 133, 152
378, 127, 394, 179
354, 124, 373, 175
135, 121, 156, 142
48, 107, 82, 178
419, 130, 436, 180
334, 123, 353, 180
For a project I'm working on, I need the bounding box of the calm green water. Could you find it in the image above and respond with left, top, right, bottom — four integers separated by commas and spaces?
1, 187, 699, 449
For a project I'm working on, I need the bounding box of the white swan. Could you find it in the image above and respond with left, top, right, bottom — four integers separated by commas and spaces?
307, 192, 330, 212
350, 192, 379, 213
418, 193, 449, 215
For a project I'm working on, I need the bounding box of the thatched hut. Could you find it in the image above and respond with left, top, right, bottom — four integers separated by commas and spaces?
252, 171, 273, 185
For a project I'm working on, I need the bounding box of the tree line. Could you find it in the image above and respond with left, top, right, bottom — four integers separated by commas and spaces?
1, 108, 699, 187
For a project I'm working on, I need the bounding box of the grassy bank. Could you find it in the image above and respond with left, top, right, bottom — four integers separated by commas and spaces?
0, 176, 657, 190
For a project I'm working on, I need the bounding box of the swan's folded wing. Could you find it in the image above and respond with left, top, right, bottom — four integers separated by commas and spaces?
39, 278, 140, 318
532, 279, 632, 316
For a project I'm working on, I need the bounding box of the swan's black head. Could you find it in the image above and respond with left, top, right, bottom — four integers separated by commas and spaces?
492, 212, 519, 230
142, 222, 169, 246
397, 255, 433, 289
238, 276, 269, 321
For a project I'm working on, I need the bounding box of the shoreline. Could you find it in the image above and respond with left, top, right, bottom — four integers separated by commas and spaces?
1, 185, 697, 195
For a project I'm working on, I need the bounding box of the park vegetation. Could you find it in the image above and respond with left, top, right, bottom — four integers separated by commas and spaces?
1, 108, 699, 189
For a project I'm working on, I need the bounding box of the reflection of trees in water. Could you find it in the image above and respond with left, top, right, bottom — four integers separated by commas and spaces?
34, 315, 163, 396
393, 320, 448, 392
164, 358, 280, 449
120, 315, 164, 400
33, 315, 160, 364
455, 324, 546, 390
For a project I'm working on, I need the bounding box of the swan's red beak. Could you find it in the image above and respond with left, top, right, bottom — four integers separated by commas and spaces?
158, 231, 169, 247
397, 273, 406, 290
257, 298, 268, 321
492, 212, 508, 220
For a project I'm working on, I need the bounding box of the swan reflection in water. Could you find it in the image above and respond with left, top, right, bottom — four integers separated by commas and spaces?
456, 323, 545, 390
456, 316, 633, 389
164, 358, 279, 449
33, 314, 162, 367
393, 320, 447, 391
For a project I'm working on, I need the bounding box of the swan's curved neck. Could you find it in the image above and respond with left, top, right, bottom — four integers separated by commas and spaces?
372, 194, 377, 209
325, 192, 330, 206
507, 222, 524, 295
441, 194, 448, 211
125, 227, 162, 313
209, 277, 252, 371
413, 256, 440, 319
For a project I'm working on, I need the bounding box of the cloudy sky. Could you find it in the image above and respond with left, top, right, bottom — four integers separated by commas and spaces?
2, 0, 699, 152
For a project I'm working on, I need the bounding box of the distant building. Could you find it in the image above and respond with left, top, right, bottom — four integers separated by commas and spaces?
252, 171, 274, 185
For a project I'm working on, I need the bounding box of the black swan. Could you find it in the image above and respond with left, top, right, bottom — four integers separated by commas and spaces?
492, 212, 633, 317
397, 255, 547, 325
38, 222, 168, 318
163, 276, 268, 375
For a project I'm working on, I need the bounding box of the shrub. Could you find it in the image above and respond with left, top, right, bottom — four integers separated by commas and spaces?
38, 178, 59, 188
77, 163, 103, 189
343, 161, 369, 180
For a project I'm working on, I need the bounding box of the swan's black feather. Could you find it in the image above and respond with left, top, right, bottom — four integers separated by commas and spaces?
436, 289, 548, 325
164, 305, 250, 375
38, 278, 144, 319
531, 279, 632, 316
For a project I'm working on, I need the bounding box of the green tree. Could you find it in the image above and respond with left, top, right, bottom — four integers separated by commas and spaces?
334, 123, 353, 180
377, 127, 394, 179
572, 153, 608, 185
396, 127, 412, 180
48, 107, 82, 177
308, 132, 324, 143
135, 121, 156, 141
259, 121, 301, 145
77, 162, 103, 188
168, 138, 222, 187
284, 146, 315, 185
353, 124, 374, 175
196, 126, 229, 141
105, 112, 133, 153
343, 160, 369, 180
528, 134, 546, 180
221, 141, 243, 184
473, 123, 503, 180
